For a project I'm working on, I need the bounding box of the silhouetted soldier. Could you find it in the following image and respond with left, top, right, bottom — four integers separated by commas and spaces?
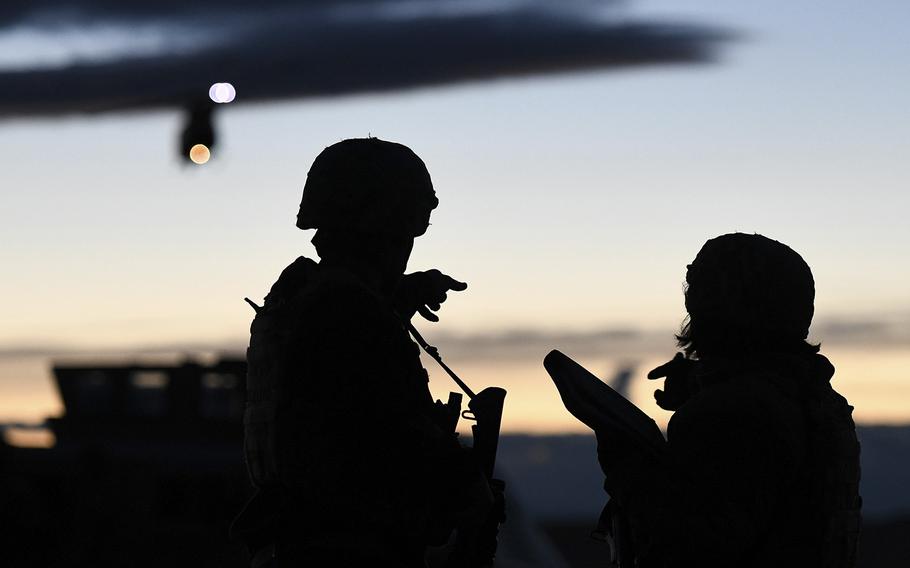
232, 138, 492, 567
596, 233, 861, 568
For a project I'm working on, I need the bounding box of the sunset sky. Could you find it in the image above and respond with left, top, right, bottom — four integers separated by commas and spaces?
1, 0, 908, 430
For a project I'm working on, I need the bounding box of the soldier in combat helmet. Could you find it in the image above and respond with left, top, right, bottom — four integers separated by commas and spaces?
596, 233, 861, 568
232, 138, 493, 567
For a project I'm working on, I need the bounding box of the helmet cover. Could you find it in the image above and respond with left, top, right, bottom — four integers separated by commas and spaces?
685, 233, 815, 341
296, 138, 438, 237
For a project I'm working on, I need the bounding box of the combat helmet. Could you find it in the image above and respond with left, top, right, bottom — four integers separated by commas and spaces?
296, 138, 439, 237
685, 233, 815, 344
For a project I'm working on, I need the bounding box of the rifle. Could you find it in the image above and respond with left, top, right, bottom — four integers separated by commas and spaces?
405, 322, 507, 568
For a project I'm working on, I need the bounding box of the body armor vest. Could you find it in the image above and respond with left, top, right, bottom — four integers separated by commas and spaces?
764, 355, 862, 568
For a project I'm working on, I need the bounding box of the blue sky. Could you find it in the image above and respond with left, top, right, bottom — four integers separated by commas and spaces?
1, 0, 908, 349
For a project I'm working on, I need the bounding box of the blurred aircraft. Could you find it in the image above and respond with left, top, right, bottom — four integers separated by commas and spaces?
0, 0, 729, 162
606, 364, 635, 399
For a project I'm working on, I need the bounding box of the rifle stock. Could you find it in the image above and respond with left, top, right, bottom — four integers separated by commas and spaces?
468, 387, 506, 480
449, 387, 507, 568
404, 321, 507, 567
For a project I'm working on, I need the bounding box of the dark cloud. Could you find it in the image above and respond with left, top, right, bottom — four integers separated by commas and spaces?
409, 315, 910, 363
0, 1, 731, 117
810, 317, 910, 345
372, 315, 910, 363
0, 327, 662, 366
1, 314, 907, 363
426, 327, 663, 363
0, 0, 359, 27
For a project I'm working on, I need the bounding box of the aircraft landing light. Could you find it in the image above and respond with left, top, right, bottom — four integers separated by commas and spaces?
209, 82, 236, 104
189, 143, 211, 164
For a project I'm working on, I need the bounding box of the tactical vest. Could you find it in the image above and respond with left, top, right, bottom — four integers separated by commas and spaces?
242, 256, 321, 490
242, 258, 432, 488
803, 382, 862, 567
241, 258, 441, 555
765, 356, 862, 568
243, 300, 287, 489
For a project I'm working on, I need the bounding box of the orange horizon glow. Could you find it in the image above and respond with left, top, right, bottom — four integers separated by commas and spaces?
3, 345, 908, 444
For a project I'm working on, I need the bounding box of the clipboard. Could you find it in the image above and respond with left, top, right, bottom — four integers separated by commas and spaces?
544, 349, 666, 456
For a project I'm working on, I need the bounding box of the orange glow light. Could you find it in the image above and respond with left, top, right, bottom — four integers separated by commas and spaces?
189, 143, 211, 164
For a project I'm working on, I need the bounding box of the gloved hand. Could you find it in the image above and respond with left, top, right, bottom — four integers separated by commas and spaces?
456, 464, 496, 527
647, 352, 697, 411
395, 269, 467, 322
595, 430, 643, 496
446, 476, 504, 567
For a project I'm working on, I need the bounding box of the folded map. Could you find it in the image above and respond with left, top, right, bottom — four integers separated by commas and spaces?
544, 349, 666, 455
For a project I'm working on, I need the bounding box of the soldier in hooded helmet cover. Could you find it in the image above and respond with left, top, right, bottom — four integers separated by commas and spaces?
596, 233, 861, 568
233, 138, 491, 567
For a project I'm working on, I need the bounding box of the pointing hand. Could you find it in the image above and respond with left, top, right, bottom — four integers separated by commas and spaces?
395, 269, 468, 322
647, 352, 696, 411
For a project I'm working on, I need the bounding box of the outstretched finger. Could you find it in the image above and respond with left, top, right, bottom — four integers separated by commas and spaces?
647, 362, 673, 381
443, 275, 468, 292
647, 353, 685, 380
417, 304, 440, 322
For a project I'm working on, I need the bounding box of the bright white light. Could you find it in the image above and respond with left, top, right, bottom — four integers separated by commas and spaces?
217, 82, 235, 103
208, 82, 236, 103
